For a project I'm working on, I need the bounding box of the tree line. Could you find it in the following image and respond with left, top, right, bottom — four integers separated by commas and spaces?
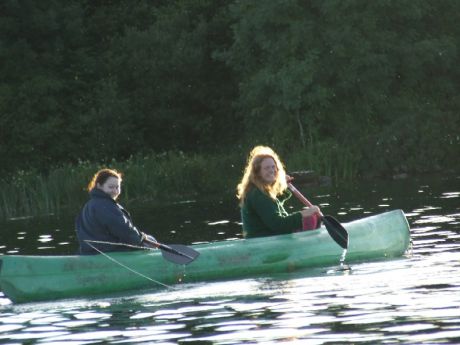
1, 0, 459, 179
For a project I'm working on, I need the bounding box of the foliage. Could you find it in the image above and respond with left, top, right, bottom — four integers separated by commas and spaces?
0, 0, 459, 205
219, 0, 460, 175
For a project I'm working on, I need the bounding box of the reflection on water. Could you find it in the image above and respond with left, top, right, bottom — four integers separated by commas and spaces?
0, 174, 459, 344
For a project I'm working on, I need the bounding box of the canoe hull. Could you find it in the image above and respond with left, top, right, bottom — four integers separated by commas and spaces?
0, 209, 411, 303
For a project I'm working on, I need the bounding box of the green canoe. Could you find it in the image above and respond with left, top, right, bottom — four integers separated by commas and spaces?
0, 209, 410, 303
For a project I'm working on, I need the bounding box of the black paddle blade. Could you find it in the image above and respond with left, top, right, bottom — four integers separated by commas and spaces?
159, 244, 200, 265
322, 215, 349, 249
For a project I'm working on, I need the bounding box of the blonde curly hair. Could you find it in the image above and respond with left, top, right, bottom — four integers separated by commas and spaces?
236, 146, 287, 206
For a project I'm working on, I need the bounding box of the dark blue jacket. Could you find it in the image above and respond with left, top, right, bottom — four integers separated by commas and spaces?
76, 188, 145, 254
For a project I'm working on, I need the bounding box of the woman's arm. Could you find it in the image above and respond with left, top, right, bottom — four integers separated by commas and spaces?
249, 189, 302, 234
100, 203, 144, 245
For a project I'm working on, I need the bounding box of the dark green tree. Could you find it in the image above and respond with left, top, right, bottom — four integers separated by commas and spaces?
1, 0, 459, 179
219, 0, 460, 175
108, 0, 237, 152
0, 1, 89, 171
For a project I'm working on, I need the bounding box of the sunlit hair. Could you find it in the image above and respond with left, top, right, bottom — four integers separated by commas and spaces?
236, 146, 287, 206
87, 168, 122, 192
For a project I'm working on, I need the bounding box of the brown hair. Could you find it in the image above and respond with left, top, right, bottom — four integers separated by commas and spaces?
236, 146, 287, 206
87, 168, 122, 191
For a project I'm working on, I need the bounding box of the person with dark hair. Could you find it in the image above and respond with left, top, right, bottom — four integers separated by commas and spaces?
75, 168, 157, 254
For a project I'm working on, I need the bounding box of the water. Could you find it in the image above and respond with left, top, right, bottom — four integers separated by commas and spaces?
1, 174, 459, 344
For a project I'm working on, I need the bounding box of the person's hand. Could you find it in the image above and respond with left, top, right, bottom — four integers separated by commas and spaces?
286, 174, 294, 183
142, 234, 158, 248
300, 205, 320, 218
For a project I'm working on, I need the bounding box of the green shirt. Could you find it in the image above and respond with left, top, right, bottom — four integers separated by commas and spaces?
241, 187, 302, 238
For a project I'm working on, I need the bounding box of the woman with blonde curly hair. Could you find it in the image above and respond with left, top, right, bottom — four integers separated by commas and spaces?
237, 146, 320, 238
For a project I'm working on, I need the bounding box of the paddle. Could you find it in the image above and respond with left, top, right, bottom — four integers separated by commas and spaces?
143, 238, 200, 265
287, 183, 349, 249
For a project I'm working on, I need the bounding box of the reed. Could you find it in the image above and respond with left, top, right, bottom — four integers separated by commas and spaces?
0, 147, 358, 221
284, 140, 358, 181
0, 152, 242, 221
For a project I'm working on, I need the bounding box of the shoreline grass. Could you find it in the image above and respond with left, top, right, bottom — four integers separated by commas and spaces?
0, 147, 358, 221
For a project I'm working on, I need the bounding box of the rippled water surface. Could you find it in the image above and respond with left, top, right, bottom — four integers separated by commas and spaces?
1, 174, 459, 344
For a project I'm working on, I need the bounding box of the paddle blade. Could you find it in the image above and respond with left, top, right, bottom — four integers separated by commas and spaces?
159, 244, 200, 265
322, 215, 349, 249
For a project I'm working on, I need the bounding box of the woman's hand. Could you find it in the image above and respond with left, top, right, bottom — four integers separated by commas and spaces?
142, 233, 158, 248
300, 205, 320, 218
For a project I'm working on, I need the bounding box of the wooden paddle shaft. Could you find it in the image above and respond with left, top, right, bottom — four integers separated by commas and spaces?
288, 183, 324, 217
288, 183, 348, 249
288, 183, 312, 206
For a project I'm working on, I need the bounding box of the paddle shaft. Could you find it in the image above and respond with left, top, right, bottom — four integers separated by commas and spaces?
287, 182, 349, 249
288, 183, 323, 216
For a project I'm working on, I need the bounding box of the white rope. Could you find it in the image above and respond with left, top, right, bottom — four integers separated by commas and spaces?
85, 239, 151, 251
85, 240, 173, 289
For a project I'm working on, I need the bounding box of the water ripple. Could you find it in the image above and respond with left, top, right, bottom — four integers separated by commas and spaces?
1, 175, 460, 343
